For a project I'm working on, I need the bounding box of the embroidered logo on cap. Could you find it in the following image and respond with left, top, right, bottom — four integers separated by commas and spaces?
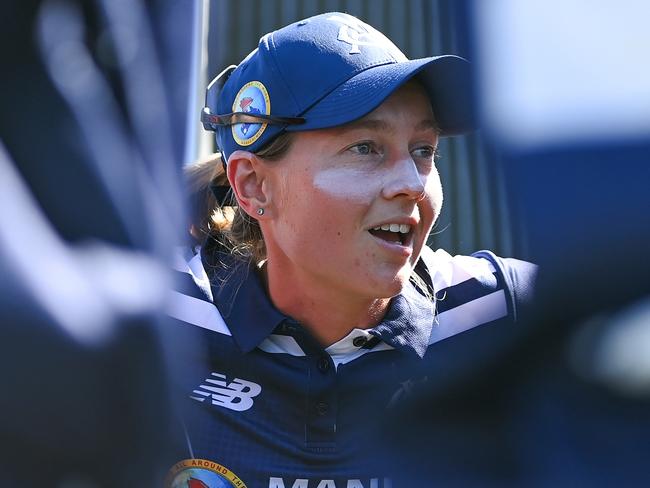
327, 14, 404, 58
231, 81, 270, 146
165, 458, 247, 488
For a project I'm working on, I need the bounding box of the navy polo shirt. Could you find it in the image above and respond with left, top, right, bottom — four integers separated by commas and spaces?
164, 246, 536, 488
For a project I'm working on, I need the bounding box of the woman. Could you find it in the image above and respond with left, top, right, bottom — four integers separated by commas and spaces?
167, 12, 536, 488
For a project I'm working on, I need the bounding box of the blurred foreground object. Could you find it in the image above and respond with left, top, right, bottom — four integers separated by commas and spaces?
378, 1, 650, 486
0, 0, 194, 484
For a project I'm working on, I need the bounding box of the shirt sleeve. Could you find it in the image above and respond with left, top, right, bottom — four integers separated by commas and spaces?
471, 250, 538, 322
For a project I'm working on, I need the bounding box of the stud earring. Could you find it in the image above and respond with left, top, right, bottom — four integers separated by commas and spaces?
257, 208, 265, 216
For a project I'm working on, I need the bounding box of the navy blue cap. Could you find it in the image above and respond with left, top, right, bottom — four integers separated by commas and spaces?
202, 12, 474, 162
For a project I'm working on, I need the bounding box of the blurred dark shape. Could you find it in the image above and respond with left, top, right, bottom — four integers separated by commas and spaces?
0, 0, 193, 484
379, 148, 650, 485
375, 2, 650, 486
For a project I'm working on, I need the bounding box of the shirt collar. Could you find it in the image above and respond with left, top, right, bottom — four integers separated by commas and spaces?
369, 279, 435, 358
204, 252, 434, 357
205, 254, 287, 353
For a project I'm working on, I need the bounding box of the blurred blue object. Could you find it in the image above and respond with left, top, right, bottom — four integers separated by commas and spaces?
375, 2, 650, 486
0, 0, 198, 484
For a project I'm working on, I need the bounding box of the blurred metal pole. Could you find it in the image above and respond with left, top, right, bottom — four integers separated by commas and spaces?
184, 0, 213, 165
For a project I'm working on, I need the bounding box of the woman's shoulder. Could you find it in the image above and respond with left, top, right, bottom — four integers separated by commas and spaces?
416, 246, 538, 321
167, 245, 232, 336
171, 245, 214, 300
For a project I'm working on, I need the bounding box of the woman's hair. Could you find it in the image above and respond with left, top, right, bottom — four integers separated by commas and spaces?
184, 152, 223, 242
184, 132, 294, 264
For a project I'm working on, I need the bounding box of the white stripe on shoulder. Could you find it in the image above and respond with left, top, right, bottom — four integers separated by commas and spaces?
172, 246, 213, 301
166, 290, 231, 336
428, 289, 508, 345
420, 247, 497, 291
171, 247, 192, 273
258, 334, 305, 356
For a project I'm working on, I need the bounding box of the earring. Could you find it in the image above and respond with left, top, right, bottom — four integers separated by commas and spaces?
257, 208, 265, 216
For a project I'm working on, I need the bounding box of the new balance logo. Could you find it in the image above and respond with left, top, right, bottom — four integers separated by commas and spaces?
191, 372, 262, 412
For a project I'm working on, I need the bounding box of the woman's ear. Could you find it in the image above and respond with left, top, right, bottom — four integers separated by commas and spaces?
226, 150, 270, 218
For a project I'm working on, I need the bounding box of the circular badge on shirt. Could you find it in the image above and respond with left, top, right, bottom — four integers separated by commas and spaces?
231, 81, 271, 147
165, 459, 247, 488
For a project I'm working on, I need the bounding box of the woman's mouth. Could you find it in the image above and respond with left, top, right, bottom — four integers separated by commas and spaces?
368, 223, 412, 246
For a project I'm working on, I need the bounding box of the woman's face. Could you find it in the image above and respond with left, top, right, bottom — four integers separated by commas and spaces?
264, 81, 443, 299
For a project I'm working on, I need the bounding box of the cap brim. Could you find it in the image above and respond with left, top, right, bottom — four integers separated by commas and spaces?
291, 55, 475, 136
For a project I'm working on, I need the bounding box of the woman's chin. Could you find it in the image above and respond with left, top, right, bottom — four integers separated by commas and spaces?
364, 268, 412, 299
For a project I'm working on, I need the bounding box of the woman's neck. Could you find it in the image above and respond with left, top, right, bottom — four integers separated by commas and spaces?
261, 261, 391, 347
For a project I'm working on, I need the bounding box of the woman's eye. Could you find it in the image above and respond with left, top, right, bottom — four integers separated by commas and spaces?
411, 145, 436, 159
349, 142, 377, 155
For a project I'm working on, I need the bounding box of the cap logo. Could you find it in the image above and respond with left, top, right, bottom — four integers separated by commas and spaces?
231, 81, 270, 146
327, 14, 388, 55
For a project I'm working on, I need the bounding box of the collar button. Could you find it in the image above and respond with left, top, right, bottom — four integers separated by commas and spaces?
352, 336, 367, 347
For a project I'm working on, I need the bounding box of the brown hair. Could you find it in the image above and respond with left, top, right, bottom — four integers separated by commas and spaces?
184, 132, 294, 264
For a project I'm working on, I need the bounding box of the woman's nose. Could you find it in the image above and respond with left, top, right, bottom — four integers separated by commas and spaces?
381, 157, 426, 201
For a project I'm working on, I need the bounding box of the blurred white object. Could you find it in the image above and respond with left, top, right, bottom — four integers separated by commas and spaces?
475, 0, 650, 148
570, 297, 650, 396
184, 0, 213, 165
